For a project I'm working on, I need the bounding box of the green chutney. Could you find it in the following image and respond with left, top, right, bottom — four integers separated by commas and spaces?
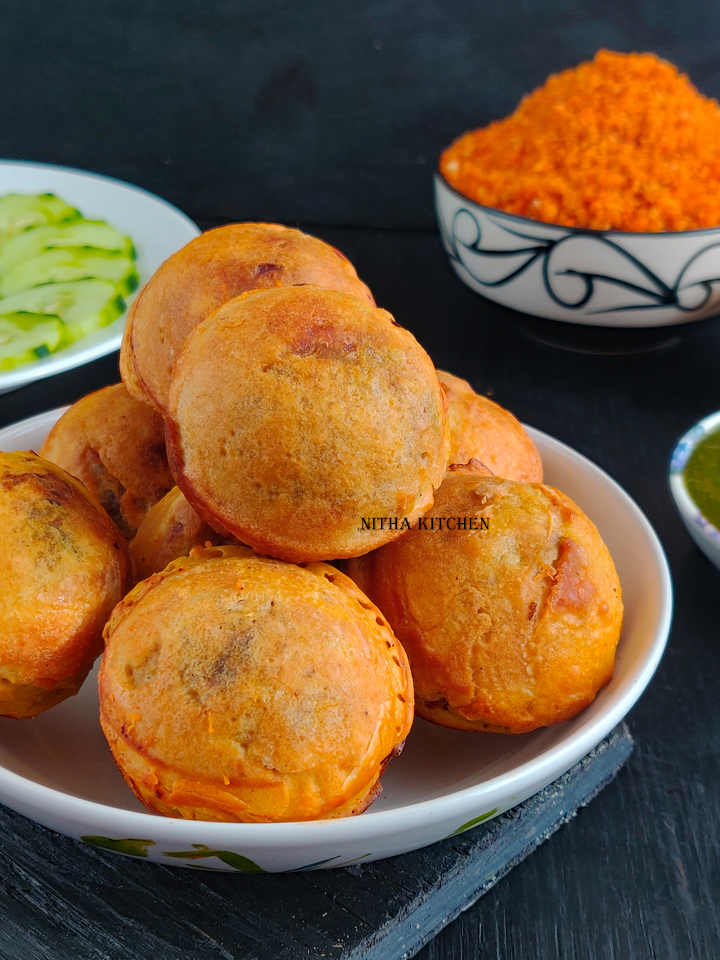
684, 427, 720, 530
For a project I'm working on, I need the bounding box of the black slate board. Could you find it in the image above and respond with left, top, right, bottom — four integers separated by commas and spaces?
0, 724, 632, 960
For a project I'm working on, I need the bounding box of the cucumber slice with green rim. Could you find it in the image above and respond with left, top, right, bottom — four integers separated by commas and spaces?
0, 225, 67, 275
0, 249, 139, 297
46, 220, 135, 257
0, 194, 80, 242
0, 314, 68, 369
0, 220, 135, 276
0, 191, 137, 372
0, 279, 125, 343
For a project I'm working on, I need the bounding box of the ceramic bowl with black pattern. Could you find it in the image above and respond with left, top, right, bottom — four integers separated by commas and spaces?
434, 173, 720, 327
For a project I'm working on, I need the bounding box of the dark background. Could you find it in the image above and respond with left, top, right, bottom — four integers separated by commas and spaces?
2, 2, 720, 958
5, 0, 720, 230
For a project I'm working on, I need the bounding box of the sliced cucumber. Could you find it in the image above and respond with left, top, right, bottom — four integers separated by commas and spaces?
0, 249, 139, 297
0, 220, 134, 276
0, 314, 68, 370
0, 192, 137, 371
0, 225, 65, 275
46, 220, 134, 257
0, 280, 125, 343
81, 254, 139, 297
0, 194, 80, 242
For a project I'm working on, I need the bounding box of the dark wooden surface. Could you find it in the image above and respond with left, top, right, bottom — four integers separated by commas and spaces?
0, 223, 717, 958
4, 0, 720, 229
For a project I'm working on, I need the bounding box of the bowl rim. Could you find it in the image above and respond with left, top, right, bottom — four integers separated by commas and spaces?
434, 168, 720, 240
669, 409, 720, 544
0, 410, 673, 848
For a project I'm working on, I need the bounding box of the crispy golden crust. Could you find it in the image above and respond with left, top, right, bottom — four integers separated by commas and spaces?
0, 452, 134, 718
130, 486, 229, 580
166, 285, 450, 562
118, 296, 148, 405
40, 383, 173, 540
346, 475, 623, 734
437, 370, 543, 483
0, 664, 95, 719
121, 223, 375, 415
99, 545, 413, 822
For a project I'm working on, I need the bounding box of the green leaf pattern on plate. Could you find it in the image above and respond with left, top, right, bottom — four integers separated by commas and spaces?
163, 844, 265, 873
81, 838, 374, 873
81, 835, 156, 858
447, 808, 499, 838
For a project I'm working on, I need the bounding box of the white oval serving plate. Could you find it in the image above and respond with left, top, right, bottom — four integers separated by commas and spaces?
0, 408, 672, 872
0, 161, 200, 395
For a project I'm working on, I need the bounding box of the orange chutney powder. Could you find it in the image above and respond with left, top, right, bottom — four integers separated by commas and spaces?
440, 50, 720, 232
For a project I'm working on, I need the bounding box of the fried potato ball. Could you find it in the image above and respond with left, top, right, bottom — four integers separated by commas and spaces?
40, 383, 173, 540
99, 545, 413, 822
165, 285, 450, 563
0, 452, 133, 718
437, 370, 543, 482
346, 474, 622, 734
130, 486, 228, 580
121, 222, 375, 415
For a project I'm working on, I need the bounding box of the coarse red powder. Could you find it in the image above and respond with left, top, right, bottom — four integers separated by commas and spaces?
440, 50, 720, 232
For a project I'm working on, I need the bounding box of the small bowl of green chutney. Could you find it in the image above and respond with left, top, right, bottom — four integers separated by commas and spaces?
670, 410, 720, 571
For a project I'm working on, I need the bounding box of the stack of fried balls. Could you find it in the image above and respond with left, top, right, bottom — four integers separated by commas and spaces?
0, 223, 623, 823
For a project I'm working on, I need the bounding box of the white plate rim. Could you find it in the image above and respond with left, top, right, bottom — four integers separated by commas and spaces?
0, 160, 199, 391
0, 408, 673, 850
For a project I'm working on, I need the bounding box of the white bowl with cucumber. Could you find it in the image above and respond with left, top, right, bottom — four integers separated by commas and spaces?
0, 162, 200, 394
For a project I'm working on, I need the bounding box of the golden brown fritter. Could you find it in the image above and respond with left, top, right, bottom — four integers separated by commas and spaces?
346, 474, 622, 734
130, 486, 228, 580
0, 452, 133, 718
99, 545, 413, 822
437, 370, 543, 482
165, 285, 450, 563
121, 222, 375, 414
40, 383, 173, 540
118, 296, 145, 401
